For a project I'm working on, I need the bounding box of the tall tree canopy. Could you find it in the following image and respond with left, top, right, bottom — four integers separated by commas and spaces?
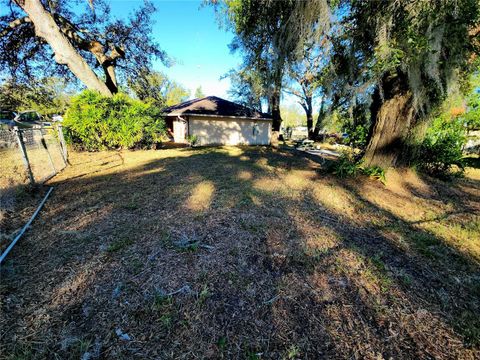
215, 0, 479, 167
223, 65, 266, 112
0, 0, 167, 96
127, 68, 190, 107
337, 0, 480, 167
213, 0, 330, 131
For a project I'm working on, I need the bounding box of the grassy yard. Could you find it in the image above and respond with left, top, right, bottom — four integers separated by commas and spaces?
1, 146, 479, 359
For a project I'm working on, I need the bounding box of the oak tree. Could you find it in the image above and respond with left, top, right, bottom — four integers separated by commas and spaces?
0, 0, 166, 96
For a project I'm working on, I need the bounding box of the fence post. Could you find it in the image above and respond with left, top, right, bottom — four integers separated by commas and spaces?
39, 127, 57, 175
57, 124, 68, 165
14, 127, 35, 185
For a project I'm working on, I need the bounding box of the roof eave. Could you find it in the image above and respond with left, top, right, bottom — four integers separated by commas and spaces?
162, 113, 272, 121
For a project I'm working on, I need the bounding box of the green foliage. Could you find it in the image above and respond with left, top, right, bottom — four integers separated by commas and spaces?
195, 86, 205, 98
333, 152, 386, 184
343, 123, 368, 149
64, 90, 166, 151
127, 68, 190, 107
0, 77, 73, 116
1, 0, 167, 95
463, 90, 480, 130
225, 66, 266, 111
366, 1, 480, 113
152, 293, 176, 329
319, 110, 346, 133
362, 165, 386, 185
281, 104, 306, 128
373, 43, 405, 74
186, 134, 198, 146
416, 116, 466, 177
333, 153, 362, 177
107, 236, 134, 253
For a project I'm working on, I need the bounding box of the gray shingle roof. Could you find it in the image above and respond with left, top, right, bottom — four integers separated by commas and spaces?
163, 96, 271, 119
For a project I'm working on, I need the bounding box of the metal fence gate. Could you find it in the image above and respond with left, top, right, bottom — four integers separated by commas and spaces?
0, 125, 68, 215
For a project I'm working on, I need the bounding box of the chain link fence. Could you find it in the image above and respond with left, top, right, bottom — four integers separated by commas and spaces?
0, 125, 68, 222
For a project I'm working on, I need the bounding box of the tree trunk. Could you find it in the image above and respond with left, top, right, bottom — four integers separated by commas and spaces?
103, 61, 118, 94
304, 96, 314, 139
307, 111, 313, 138
312, 99, 325, 139
88, 42, 124, 94
270, 87, 282, 131
365, 86, 382, 146
15, 0, 112, 96
363, 92, 414, 168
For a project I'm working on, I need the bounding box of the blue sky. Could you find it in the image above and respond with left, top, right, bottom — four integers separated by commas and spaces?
111, 0, 241, 99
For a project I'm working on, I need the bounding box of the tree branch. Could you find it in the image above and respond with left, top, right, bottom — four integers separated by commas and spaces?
283, 88, 306, 101
0, 16, 32, 38
52, 14, 124, 66
53, 13, 90, 50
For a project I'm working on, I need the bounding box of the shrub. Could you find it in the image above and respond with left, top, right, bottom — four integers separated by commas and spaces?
333, 152, 362, 177
463, 91, 480, 131
186, 134, 198, 147
64, 90, 166, 151
332, 152, 386, 184
416, 116, 466, 177
362, 165, 386, 184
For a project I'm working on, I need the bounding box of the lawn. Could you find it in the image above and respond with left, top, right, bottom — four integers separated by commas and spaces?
1, 146, 479, 359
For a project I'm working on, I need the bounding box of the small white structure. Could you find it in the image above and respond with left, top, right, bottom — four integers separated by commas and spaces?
164, 96, 272, 146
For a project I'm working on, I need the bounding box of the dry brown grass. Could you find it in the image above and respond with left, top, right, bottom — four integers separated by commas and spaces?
1, 146, 479, 359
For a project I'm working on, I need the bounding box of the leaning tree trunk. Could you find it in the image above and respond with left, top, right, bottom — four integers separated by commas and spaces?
312, 99, 325, 139
363, 92, 414, 168
15, 0, 112, 96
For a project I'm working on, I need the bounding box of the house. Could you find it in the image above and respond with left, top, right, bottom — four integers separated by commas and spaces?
163, 96, 272, 146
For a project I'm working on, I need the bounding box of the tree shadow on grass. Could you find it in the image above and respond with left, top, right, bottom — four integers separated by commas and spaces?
463, 156, 480, 169
0, 146, 479, 359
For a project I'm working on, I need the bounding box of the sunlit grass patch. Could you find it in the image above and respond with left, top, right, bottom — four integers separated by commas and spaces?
283, 169, 315, 190
419, 219, 480, 262
253, 177, 281, 193
312, 181, 358, 218
237, 170, 253, 180
305, 230, 340, 254
186, 180, 215, 211
334, 248, 394, 297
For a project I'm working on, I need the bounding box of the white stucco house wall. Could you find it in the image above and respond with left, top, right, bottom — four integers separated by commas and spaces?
163, 96, 272, 146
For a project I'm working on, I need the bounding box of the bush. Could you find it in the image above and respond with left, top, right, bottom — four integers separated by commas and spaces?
186, 134, 198, 147
333, 152, 362, 177
332, 152, 386, 184
64, 90, 166, 151
416, 116, 466, 177
463, 91, 480, 131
